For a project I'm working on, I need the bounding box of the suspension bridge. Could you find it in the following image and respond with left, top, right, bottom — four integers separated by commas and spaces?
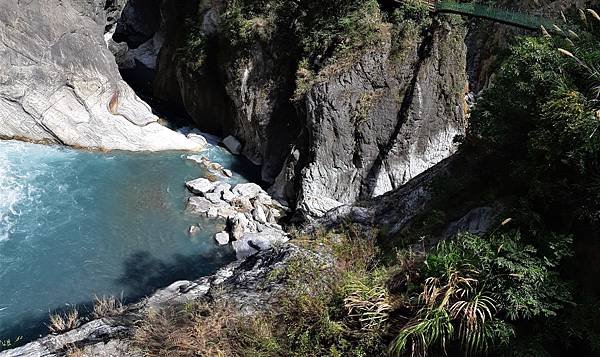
409, 0, 554, 30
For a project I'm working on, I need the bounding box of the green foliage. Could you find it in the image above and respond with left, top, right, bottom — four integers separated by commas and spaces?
219, 0, 383, 65
183, 24, 208, 73
469, 29, 600, 222
388, 0, 432, 56
392, 230, 572, 356
238, 229, 390, 356
427, 231, 573, 320
217, 0, 386, 99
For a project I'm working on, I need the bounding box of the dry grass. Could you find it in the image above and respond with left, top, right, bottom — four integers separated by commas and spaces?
65, 344, 85, 357
92, 295, 125, 319
48, 308, 80, 334
132, 302, 238, 357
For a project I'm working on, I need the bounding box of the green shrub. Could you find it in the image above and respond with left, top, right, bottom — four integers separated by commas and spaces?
392, 230, 572, 356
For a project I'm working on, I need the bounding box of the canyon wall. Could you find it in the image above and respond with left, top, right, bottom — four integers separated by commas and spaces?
152, 2, 469, 217
0, 0, 200, 151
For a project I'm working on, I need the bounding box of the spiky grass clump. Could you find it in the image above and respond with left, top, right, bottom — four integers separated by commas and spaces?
48, 308, 80, 334
92, 295, 125, 319
343, 268, 392, 331
391, 270, 502, 356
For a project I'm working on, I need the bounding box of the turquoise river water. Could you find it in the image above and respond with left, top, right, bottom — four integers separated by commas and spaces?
0, 139, 255, 342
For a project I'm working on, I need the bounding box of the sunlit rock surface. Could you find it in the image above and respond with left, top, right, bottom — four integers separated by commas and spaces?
0, 0, 200, 151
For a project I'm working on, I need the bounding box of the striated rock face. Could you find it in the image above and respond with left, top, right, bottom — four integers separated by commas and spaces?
0, 0, 201, 151
295, 22, 468, 218
154, 0, 300, 182
312, 156, 456, 236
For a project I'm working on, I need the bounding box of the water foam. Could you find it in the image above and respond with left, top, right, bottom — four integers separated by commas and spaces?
0, 146, 25, 241
0, 141, 59, 241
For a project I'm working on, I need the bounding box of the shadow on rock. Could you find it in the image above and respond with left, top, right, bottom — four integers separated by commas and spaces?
116, 249, 235, 301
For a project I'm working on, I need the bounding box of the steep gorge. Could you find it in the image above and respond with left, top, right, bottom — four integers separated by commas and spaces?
144, 0, 471, 218
3, 0, 599, 355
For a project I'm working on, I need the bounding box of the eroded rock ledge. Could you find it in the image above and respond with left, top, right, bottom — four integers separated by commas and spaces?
0, 0, 200, 152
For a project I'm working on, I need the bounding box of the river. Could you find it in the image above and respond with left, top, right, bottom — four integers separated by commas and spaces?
0, 138, 255, 342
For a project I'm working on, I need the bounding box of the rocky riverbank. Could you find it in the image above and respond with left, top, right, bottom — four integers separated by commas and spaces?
0, 243, 306, 357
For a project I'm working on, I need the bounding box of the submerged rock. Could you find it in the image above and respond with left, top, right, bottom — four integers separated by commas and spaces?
188, 225, 200, 235
186, 133, 209, 148
186, 155, 234, 178
222, 135, 242, 155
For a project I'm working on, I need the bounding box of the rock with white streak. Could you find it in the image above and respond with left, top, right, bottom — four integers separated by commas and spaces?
0, 0, 202, 152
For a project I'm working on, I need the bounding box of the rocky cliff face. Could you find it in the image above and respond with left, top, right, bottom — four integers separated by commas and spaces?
152, 3, 468, 217
0, 0, 200, 151
153, 0, 300, 184
294, 21, 467, 217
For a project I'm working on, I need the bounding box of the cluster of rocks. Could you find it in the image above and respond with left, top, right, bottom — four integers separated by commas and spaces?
186, 155, 233, 178
185, 178, 288, 259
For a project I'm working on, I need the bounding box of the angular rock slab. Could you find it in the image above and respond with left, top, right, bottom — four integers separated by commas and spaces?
232, 228, 289, 260
215, 231, 230, 245
186, 178, 217, 195
222, 135, 242, 154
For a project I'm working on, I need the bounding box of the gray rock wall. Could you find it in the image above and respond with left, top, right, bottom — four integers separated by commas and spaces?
295, 22, 468, 217
153, 5, 468, 217
0, 0, 200, 151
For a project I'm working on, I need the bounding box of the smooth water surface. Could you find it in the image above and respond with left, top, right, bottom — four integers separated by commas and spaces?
0, 139, 255, 341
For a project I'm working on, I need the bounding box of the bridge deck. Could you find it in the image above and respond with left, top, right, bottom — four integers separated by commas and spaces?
399, 0, 553, 31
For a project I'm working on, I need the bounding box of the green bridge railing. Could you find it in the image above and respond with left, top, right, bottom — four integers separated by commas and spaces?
433, 1, 554, 30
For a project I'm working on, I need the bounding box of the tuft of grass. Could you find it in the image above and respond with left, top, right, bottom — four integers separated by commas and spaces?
343, 268, 392, 331
48, 308, 80, 334
132, 302, 238, 357
0, 336, 23, 351
92, 295, 125, 319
